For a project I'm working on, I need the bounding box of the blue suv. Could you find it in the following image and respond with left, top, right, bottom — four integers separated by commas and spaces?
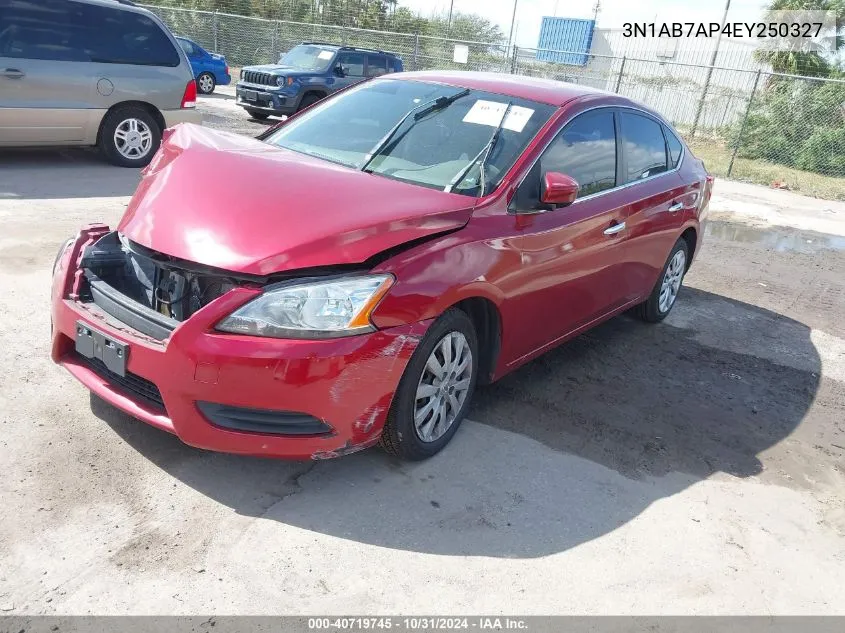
236, 43, 403, 119
176, 36, 231, 95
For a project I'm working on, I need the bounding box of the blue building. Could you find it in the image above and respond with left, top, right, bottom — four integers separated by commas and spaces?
536, 17, 595, 66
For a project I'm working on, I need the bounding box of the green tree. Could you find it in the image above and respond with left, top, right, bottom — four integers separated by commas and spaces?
426, 12, 504, 42
753, 0, 845, 76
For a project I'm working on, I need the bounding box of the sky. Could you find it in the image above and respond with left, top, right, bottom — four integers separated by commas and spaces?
401, 0, 772, 47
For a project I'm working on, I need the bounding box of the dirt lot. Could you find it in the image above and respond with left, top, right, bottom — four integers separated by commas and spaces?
0, 91, 844, 614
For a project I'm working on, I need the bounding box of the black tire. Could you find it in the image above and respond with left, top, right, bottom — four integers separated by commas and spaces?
99, 105, 161, 168
380, 309, 479, 460
297, 93, 323, 112
246, 108, 270, 120
634, 238, 689, 323
197, 72, 216, 95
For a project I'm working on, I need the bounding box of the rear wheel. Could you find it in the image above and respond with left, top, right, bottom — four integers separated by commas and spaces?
246, 108, 270, 120
634, 238, 689, 323
380, 309, 478, 460
197, 72, 216, 95
99, 106, 161, 168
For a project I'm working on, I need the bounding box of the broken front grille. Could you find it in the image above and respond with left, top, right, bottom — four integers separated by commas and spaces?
79, 232, 240, 340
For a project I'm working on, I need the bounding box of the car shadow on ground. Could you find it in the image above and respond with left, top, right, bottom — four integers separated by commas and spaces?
91, 287, 820, 558
0, 149, 141, 199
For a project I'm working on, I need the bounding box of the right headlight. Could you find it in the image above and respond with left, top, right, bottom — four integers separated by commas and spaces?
216, 274, 394, 339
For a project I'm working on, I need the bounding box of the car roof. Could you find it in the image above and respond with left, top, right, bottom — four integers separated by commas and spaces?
298, 42, 398, 57
388, 71, 633, 108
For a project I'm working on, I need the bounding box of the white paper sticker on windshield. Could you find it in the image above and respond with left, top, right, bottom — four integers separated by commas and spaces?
318, 50, 334, 60
462, 100, 534, 133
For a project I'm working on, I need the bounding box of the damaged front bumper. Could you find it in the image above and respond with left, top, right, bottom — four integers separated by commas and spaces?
50, 225, 428, 459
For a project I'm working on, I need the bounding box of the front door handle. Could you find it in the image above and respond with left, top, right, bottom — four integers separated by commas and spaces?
2, 68, 25, 79
667, 202, 684, 213
603, 221, 626, 236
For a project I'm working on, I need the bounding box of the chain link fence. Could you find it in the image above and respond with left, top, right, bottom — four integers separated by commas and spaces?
144, 4, 845, 201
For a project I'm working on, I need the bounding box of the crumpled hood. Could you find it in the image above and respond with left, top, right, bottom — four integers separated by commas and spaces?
118, 124, 474, 276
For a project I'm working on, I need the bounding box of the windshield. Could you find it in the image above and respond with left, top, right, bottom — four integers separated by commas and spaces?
265, 79, 556, 196
278, 44, 336, 71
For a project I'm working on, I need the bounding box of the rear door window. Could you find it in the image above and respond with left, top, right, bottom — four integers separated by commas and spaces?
620, 112, 668, 183
366, 54, 388, 77
77, 3, 181, 67
178, 38, 195, 57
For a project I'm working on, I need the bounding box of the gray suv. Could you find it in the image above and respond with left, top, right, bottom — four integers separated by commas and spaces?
0, 0, 201, 167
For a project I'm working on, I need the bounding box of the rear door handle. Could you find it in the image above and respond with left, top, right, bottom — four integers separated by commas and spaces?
667, 202, 684, 213
603, 221, 626, 236
2, 68, 25, 79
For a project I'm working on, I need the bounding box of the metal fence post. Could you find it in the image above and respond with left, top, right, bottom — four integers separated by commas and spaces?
212, 10, 218, 52
341, 25, 347, 46
691, 64, 718, 138
271, 21, 278, 64
727, 69, 762, 178
510, 45, 518, 74
614, 55, 626, 93
413, 32, 419, 71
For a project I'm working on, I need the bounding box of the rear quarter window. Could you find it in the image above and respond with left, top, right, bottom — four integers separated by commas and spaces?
664, 126, 684, 168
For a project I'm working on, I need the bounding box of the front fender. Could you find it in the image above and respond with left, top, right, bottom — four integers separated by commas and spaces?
369, 232, 510, 330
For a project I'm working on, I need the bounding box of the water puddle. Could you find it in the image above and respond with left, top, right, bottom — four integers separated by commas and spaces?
705, 221, 845, 254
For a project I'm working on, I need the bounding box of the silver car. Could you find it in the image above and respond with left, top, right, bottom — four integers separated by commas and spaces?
0, 0, 201, 166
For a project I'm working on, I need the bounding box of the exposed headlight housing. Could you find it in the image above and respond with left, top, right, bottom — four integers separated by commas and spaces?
52, 237, 74, 276
275, 75, 287, 87
216, 275, 394, 339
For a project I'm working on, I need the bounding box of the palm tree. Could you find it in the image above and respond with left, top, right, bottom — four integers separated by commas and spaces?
753, 0, 845, 77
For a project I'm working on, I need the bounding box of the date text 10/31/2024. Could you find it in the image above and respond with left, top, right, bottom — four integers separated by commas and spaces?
307, 617, 529, 630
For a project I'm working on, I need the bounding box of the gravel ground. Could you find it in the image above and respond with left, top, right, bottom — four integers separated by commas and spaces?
0, 90, 843, 615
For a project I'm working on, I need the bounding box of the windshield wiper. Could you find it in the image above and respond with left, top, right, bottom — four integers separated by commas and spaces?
359, 88, 470, 172
445, 101, 513, 196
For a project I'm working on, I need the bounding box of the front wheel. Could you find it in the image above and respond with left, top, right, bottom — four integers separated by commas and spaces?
380, 309, 479, 460
197, 72, 216, 95
297, 93, 322, 112
634, 238, 689, 322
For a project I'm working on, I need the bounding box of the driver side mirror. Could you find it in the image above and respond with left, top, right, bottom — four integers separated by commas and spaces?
541, 172, 579, 207
333, 65, 346, 77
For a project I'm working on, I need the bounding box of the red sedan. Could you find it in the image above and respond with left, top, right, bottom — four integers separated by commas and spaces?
51, 71, 712, 460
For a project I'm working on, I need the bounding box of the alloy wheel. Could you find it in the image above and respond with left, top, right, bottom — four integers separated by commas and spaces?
658, 249, 686, 313
198, 74, 214, 94
414, 331, 473, 443
113, 118, 153, 160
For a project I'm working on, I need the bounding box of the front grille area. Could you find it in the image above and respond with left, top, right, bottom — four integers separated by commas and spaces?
242, 70, 275, 85
73, 352, 165, 413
